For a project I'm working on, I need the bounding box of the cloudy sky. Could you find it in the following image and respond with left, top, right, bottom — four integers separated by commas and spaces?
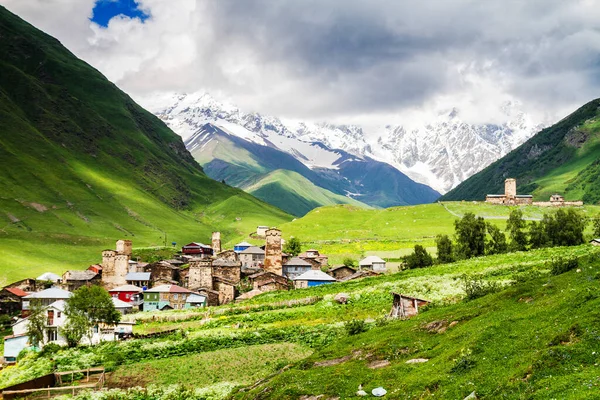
3, 0, 600, 127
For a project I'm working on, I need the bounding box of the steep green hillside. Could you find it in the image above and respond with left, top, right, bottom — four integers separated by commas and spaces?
244, 170, 370, 217
0, 6, 291, 283
442, 99, 600, 202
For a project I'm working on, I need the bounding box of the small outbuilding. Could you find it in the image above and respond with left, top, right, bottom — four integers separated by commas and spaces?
328, 265, 357, 280
112, 297, 133, 314
126, 272, 151, 288
185, 293, 207, 308
590, 239, 600, 247
389, 293, 430, 319
293, 270, 337, 289
36, 272, 62, 283
359, 256, 387, 272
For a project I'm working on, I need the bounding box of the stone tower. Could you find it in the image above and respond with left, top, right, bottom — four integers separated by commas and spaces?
188, 260, 213, 289
505, 178, 517, 199
116, 239, 132, 256
264, 228, 282, 275
212, 232, 222, 255
101, 240, 131, 289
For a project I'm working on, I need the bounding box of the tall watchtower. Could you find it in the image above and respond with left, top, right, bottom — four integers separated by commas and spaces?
264, 228, 282, 276
505, 178, 517, 199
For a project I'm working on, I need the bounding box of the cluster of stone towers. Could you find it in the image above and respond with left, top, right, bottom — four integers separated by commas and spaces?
101, 239, 132, 290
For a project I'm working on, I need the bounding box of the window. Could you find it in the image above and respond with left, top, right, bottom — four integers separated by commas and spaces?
57, 312, 61, 318
47, 329, 57, 342
173, 294, 179, 300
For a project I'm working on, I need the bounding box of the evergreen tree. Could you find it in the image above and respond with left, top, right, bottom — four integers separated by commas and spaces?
283, 237, 302, 256
404, 245, 434, 269
485, 223, 508, 255
506, 208, 528, 251
454, 212, 486, 259
435, 234, 455, 264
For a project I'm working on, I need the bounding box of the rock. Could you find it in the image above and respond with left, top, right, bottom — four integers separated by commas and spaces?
368, 360, 391, 369
405, 358, 429, 364
464, 391, 477, 399
449, 321, 459, 328
356, 390, 368, 396
372, 387, 387, 397
334, 293, 349, 304
424, 320, 448, 333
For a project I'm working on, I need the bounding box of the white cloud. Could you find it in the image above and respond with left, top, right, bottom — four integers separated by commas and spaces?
2, 0, 600, 128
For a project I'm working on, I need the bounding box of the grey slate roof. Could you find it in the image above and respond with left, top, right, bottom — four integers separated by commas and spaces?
284, 257, 312, 267
23, 287, 72, 299
239, 246, 264, 255
126, 272, 151, 281
293, 270, 337, 282
64, 270, 97, 281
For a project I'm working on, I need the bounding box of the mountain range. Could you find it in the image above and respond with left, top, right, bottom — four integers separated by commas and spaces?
144, 93, 440, 216
0, 6, 291, 281
142, 92, 545, 196
442, 98, 600, 203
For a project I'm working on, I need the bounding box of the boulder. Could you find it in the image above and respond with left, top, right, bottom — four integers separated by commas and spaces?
334, 293, 350, 304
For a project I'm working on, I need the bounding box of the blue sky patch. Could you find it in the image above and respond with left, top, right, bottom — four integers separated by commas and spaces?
91, 0, 149, 27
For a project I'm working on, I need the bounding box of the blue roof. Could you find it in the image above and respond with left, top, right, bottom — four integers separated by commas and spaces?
126, 272, 151, 281
4, 335, 29, 358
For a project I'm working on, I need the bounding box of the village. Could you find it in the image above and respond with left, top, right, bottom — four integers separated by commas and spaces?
0, 227, 392, 364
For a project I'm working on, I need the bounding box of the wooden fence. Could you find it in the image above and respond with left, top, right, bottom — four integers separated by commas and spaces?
2, 367, 105, 399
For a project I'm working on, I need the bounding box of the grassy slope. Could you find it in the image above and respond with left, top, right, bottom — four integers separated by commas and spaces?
106, 343, 311, 389
4, 244, 599, 398
0, 6, 291, 284
238, 254, 600, 399
441, 99, 600, 203
275, 202, 600, 265
243, 170, 371, 217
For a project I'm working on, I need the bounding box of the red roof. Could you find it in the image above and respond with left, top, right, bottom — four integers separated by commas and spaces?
6, 287, 28, 297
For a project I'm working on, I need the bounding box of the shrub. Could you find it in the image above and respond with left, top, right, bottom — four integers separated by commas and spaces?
435, 234, 454, 264
461, 275, 501, 301
344, 319, 368, 336
548, 256, 579, 276
404, 245, 434, 269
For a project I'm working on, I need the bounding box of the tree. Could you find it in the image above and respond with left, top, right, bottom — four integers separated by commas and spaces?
506, 208, 527, 251
593, 217, 600, 238
60, 313, 89, 348
342, 257, 357, 268
65, 286, 120, 346
26, 300, 46, 347
435, 234, 454, 264
454, 213, 486, 259
528, 220, 549, 249
283, 237, 302, 256
552, 209, 587, 246
404, 245, 434, 269
485, 223, 508, 255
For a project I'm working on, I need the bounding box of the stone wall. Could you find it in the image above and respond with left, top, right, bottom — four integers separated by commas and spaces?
212, 232, 222, 254
187, 261, 213, 289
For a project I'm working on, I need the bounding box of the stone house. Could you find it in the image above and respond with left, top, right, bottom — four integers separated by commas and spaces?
144, 261, 180, 285
389, 293, 430, 319
328, 266, 357, 280
0, 287, 28, 315
339, 270, 380, 282
61, 270, 100, 292
299, 249, 329, 267
359, 256, 387, 272
142, 284, 192, 311
213, 277, 237, 305
239, 246, 265, 268
282, 257, 313, 280
195, 288, 219, 307
5, 278, 37, 293
212, 259, 242, 284
249, 271, 290, 292
293, 270, 336, 289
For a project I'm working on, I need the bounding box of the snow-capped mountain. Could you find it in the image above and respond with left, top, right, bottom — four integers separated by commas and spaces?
370, 104, 545, 193
140, 92, 544, 194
